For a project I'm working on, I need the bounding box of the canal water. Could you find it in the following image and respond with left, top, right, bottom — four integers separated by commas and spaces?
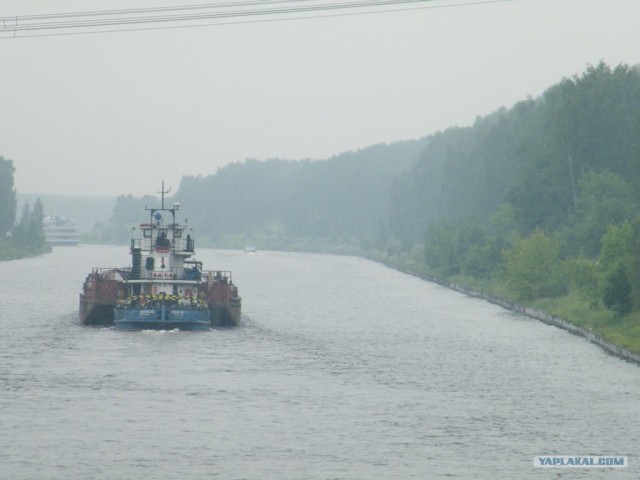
1, 245, 638, 479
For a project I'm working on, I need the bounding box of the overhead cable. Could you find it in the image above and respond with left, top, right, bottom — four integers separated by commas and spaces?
0, 0, 513, 38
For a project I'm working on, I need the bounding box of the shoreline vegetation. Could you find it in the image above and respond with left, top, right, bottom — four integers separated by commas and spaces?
232, 236, 640, 362
172, 231, 640, 362
192, 232, 640, 362
367, 248, 640, 364
1, 157, 51, 261
6, 62, 640, 364
0, 240, 51, 261
5, 232, 640, 363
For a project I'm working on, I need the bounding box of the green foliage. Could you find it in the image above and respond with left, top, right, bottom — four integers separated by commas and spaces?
602, 264, 632, 316
5, 61, 640, 350
174, 140, 425, 244
572, 171, 634, 257
507, 63, 640, 234
82, 222, 131, 245
424, 223, 459, 275
598, 220, 640, 313
390, 64, 640, 242
423, 209, 512, 279
0, 160, 49, 260
567, 258, 600, 310
598, 223, 631, 271
502, 230, 568, 302
0, 156, 17, 237
0, 238, 46, 260
82, 62, 640, 346
391, 104, 538, 241
462, 242, 501, 279
83, 194, 159, 244
110, 194, 159, 224
397, 61, 640, 328
12, 199, 48, 249
1, 198, 51, 259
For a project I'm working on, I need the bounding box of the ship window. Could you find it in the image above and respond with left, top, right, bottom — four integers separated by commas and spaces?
143, 229, 152, 238
145, 257, 155, 271
173, 229, 182, 238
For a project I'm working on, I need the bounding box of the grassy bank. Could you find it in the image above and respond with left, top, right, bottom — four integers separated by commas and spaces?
0, 239, 51, 261
368, 249, 640, 356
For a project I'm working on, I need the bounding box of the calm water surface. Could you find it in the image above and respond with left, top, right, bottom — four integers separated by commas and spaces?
1, 245, 639, 479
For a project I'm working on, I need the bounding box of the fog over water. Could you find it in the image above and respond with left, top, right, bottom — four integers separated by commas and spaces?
1, 245, 639, 478
2, 0, 640, 196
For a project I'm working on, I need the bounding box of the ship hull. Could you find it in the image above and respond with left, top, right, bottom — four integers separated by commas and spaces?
209, 300, 241, 326
114, 306, 211, 331
80, 299, 115, 326
80, 185, 241, 331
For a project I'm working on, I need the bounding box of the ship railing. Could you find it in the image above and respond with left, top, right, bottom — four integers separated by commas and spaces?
135, 266, 197, 281
90, 267, 133, 281
117, 294, 208, 309
201, 270, 233, 285
123, 266, 233, 283
130, 236, 195, 253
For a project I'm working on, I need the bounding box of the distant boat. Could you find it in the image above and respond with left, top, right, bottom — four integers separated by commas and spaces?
244, 245, 256, 254
44, 215, 80, 246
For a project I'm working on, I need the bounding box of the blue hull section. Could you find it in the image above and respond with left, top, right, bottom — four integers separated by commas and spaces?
114, 307, 210, 331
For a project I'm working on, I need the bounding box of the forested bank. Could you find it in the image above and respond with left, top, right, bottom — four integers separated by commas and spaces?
88, 62, 640, 352
382, 62, 640, 353
0, 157, 50, 260
87, 139, 428, 248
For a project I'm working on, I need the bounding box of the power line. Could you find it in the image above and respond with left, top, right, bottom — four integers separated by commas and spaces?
0, 0, 513, 38
4, 0, 432, 30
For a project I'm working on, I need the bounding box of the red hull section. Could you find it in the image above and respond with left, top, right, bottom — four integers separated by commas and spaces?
79, 268, 241, 327
79, 269, 126, 325
199, 271, 241, 326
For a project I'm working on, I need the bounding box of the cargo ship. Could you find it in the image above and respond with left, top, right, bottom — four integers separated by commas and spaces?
79, 184, 241, 330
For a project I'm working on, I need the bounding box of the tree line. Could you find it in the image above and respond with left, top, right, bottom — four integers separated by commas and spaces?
94, 140, 427, 248
0, 157, 50, 260
96, 62, 640, 324
406, 63, 640, 316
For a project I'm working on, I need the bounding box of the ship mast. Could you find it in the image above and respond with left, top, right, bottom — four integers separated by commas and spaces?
158, 181, 170, 210
147, 181, 178, 225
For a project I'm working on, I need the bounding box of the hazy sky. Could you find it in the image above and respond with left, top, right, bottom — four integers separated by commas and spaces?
2, 0, 640, 197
